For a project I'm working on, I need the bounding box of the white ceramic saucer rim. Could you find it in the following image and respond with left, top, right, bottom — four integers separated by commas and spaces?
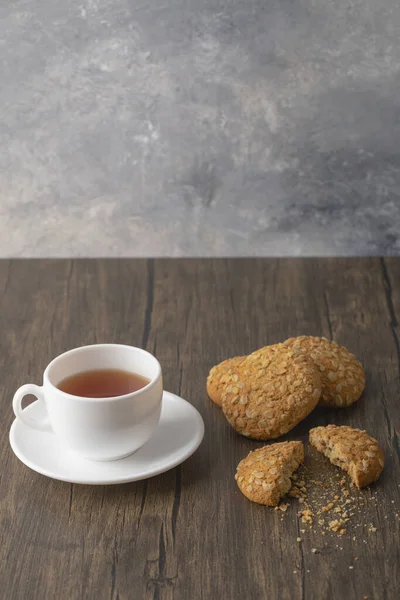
9, 391, 205, 485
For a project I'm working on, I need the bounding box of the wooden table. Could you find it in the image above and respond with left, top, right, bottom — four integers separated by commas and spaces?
0, 259, 399, 600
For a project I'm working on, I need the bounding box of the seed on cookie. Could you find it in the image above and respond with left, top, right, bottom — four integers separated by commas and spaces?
282, 336, 365, 408
222, 344, 321, 440
309, 425, 384, 488
236, 441, 304, 506
206, 356, 246, 406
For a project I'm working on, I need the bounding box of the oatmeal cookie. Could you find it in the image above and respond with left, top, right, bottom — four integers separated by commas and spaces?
235, 441, 304, 505
282, 336, 365, 408
206, 356, 246, 406
222, 344, 321, 440
309, 425, 384, 488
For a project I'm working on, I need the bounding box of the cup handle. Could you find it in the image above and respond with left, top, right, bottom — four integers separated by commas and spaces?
13, 384, 51, 431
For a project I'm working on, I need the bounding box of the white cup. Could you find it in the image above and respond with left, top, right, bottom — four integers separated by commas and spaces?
12, 344, 163, 461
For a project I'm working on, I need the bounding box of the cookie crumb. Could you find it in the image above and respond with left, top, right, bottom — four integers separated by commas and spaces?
329, 520, 341, 532
299, 508, 314, 524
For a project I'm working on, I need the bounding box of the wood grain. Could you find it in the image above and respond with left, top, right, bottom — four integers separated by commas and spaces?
0, 259, 399, 600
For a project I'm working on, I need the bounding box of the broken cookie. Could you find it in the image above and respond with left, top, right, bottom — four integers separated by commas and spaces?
235, 441, 304, 505
309, 425, 384, 488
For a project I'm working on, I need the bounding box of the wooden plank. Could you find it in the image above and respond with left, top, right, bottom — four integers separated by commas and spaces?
0, 259, 399, 600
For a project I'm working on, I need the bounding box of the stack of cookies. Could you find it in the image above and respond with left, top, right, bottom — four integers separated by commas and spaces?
206, 336, 384, 506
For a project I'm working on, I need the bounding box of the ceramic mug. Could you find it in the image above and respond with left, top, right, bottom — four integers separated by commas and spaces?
12, 344, 163, 461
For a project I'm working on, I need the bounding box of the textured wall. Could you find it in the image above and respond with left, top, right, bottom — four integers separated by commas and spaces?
1, 0, 400, 256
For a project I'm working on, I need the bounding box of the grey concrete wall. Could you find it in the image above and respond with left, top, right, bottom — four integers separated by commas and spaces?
1, 0, 400, 257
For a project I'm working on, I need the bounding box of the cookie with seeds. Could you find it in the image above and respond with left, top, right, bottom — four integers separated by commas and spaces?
309, 425, 384, 488
282, 336, 365, 408
235, 441, 304, 505
206, 356, 246, 406
221, 344, 321, 440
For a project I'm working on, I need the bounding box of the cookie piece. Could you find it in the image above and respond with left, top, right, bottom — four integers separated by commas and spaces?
282, 336, 365, 408
309, 425, 384, 488
207, 356, 246, 406
222, 344, 321, 440
235, 441, 304, 505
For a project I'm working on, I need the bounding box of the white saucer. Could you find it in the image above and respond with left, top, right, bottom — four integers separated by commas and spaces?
9, 391, 204, 485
